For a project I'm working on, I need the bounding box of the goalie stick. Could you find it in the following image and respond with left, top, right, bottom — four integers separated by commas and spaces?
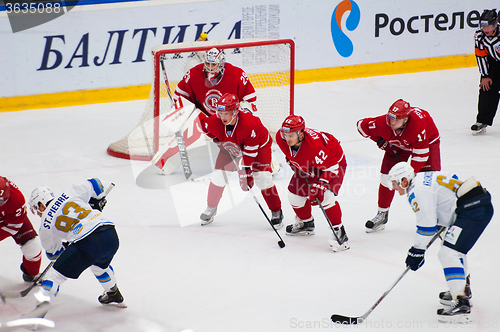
228, 151, 285, 248
160, 58, 194, 180
0, 183, 115, 303
330, 226, 447, 325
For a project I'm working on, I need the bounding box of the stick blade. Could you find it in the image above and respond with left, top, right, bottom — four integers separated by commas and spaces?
331, 314, 363, 325
278, 240, 285, 248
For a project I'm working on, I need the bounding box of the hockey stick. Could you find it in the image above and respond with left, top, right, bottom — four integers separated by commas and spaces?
160, 58, 193, 180
0, 261, 54, 303
330, 226, 447, 324
0, 183, 116, 303
228, 152, 285, 248
304, 177, 342, 245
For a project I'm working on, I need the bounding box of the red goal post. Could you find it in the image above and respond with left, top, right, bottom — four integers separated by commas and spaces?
107, 38, 295, 161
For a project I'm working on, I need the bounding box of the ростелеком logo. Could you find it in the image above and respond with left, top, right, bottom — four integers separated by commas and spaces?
331, 0, 360, 57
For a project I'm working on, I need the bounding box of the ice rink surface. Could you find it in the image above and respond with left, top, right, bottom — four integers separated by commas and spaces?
1, 67, 499, 331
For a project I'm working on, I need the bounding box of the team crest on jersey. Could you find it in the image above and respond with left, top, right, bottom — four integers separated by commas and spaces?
204, 90, 222, 115
223, 141, 242, 157
495, 45, 500, 55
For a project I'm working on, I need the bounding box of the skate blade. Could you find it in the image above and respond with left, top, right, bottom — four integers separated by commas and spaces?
438, 313, 471, 324
272, 222, 283, 230
472, 128, 486, 135
102, 301, 128, 308
200, 217, 214, 226
365, 224, 385, 233
285, 230, 315, 236
329, 240, 350, 252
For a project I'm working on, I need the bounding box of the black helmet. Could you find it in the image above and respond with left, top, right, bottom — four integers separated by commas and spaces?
480, 9, 498, 26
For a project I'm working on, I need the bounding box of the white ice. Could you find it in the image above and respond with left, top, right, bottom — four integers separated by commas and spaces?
1, 67, 499, 332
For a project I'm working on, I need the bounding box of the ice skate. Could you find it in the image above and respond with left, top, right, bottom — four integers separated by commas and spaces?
285, 218, 315, 236
437, 295, 471, 323
20, 264, 37, 283
471, 122, 487, 135
98, 285, 127, 308
200, 206, 217, 225
271, 209, 284, 229
329, 225, 350, 252
365, 210, 388, 233
439, 275, 472, 306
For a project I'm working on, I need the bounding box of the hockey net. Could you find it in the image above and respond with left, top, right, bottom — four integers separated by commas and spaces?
107, 38, 295, 160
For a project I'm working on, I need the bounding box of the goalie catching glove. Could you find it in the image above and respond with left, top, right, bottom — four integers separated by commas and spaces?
308, 179, 329, 205
89, 197, 107, 212
238, 167, 254, 191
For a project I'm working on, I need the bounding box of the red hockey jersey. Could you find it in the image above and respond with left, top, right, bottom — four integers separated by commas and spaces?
0, 179, 29, 241
276, 128, 346, 188
200, 110, 271, 167
174, 63, 257, 117
357, 107, 440, 173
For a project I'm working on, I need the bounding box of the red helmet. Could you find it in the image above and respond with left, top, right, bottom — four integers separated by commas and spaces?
0, 177, 11, 206
217, 93, 239, 112
281, 115, 305, 134
387, 99, 411, 120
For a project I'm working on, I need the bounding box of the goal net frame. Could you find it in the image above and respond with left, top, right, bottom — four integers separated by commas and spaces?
107, 38, 295, 161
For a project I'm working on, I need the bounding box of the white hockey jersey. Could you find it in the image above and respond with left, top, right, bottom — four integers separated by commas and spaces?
406, 171, 462, 249
39, 178, 114, 259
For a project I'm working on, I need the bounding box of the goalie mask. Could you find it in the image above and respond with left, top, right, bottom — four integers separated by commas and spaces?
204, 48, 225, 86
0, 177, 11, 206
388, 162, 415, 188
29, 187, 55, 215
216, 93, 240, 125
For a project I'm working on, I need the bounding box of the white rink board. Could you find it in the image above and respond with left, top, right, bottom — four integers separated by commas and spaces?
0, 0, 498, 98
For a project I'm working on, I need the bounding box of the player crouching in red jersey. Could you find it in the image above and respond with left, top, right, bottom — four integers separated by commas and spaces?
357, 99, 441, 233
276, 115, 349, 252
199, 93, 283, 228
0, 176, 42, 282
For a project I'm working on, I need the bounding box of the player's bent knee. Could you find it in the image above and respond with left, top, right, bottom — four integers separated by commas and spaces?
288, 192, 307, 209
21, 236, 42, 260
437, 245, 465, 266
380, 173, 391, 188
321, 191, 337, 209
254, 171, 273, 189
211, 169, 230, 187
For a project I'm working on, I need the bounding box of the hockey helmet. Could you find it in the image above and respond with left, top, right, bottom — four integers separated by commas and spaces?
0, 177, 11, 206
204, 48, 225, 84
280, 115, 306, 140
216, 93, 240, 121
388, 162, 415, 187
387, 99, 411, 120
29, 187, 55, 214
480, 9, 498, 26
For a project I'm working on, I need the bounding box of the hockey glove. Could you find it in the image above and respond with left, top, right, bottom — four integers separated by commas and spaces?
238, 167, 254, 191
406, 246, 426, 271
213, 138, 223, 149
89, 197, 107, 212
376, 137, 389, 151
308, 180, 329, 205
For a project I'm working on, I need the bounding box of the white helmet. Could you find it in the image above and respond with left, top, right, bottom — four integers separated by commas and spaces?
29, 187, 55, 214
388, 162, 415, 187
203, 48, 225, 84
